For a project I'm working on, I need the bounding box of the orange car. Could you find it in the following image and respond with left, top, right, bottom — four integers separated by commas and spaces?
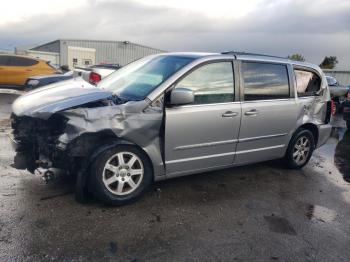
0, 55, 57, 87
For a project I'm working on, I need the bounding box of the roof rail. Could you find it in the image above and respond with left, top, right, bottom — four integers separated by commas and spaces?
221, 51, 287, 60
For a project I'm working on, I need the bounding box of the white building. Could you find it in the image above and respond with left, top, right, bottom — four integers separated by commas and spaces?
17, 39, 165, 69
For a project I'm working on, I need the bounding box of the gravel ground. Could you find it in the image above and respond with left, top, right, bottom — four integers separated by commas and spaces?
0, 92, 349, 262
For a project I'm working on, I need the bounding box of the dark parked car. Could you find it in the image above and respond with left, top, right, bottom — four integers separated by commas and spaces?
25, 71, 73, 90
326, 76, 348, 112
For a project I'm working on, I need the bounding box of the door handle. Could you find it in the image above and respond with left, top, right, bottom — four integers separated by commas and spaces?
244, 109, 258, 116
222, 111, 238, 117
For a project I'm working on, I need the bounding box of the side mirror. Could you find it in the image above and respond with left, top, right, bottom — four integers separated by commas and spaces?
169, 88, 194, 106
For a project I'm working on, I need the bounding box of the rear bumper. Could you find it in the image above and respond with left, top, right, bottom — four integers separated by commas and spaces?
317, 124, 332, 148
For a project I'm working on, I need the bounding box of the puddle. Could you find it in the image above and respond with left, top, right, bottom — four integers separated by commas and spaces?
306, 204, 337, 223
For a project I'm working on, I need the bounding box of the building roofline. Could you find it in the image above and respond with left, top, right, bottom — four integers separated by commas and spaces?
30, 39, 60, 50
55, 38, 166, 52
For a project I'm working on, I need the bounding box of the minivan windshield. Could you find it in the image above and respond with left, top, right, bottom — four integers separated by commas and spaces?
98, 55, 195, 101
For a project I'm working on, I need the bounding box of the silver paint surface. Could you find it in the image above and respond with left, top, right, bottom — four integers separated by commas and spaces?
12, 78, 112, 119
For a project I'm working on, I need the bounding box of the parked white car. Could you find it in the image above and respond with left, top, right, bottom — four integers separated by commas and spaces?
73, 64, 120, 84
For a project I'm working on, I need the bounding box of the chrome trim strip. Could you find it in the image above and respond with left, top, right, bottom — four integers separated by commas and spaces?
238, 133, 287, 143
236, 144, 285, 155
242, 98, 294, 103
174, 139, 238, 151
165, 151, 235, 164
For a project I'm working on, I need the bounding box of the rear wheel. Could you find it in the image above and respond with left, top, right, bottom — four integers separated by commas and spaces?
89, 145, 153, 205
285, 129, 315, 169
347, 121, 350, 130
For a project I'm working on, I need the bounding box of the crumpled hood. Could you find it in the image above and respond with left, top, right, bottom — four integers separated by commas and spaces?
12, 78, 113, 119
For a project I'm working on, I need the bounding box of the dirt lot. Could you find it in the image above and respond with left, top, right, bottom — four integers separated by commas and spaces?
0, 92, 349, 261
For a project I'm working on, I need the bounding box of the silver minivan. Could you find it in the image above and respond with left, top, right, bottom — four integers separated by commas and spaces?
10, 52, 332, 205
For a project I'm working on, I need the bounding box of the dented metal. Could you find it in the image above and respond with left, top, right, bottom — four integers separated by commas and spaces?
12, 78, 113, 119
58, 100, 165, 177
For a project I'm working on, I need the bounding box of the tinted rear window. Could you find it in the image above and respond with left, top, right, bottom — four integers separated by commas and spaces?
7, 56, 38, 66
242, 62, 290, 101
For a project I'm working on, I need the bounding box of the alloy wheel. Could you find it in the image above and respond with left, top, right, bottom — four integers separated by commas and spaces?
102, 152, 144, 195
293, 136, 311, 166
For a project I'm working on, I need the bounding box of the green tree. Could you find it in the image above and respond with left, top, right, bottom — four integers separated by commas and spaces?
288, 54, 305, 62
319, 56, 338, 69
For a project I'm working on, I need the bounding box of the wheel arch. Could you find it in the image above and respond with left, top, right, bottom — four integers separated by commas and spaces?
298, 123, 319, 146
70, 130, 155, 202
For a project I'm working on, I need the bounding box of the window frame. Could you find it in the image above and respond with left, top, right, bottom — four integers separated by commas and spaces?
165, 59, 237, 107
293, 66, 323, 98
240, 60, 293, 102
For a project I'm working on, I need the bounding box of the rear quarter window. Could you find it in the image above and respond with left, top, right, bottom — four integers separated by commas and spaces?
294, 69, 321, 97
7, 56, 39, 66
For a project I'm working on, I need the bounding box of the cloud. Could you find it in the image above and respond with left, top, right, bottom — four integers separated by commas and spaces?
0, 0, 349, 68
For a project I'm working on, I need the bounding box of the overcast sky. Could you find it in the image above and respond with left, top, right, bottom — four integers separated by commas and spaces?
1, 0, 349, 68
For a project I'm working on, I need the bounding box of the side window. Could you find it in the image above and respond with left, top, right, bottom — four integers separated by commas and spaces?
242, 62, 290, 101
175, 62, 234, 104
294, 70, 321, 96
7, 56, 38, 66
0, 56, 10, 66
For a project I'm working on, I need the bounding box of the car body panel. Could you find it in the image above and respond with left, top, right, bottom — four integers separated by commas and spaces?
0, 55, 56, 86
12, 78, 112, 119
165, 102, 242, 175
235, 99, 298, 165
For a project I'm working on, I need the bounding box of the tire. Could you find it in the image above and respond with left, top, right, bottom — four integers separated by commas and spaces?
347, 121, 350, 130
285, 129, 315, 169
89, 145, 153, 206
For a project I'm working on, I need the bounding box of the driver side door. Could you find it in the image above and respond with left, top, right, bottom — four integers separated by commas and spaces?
164, 61, 242, 176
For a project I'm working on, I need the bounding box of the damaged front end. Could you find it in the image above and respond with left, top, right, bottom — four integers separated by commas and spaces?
10, 113, 69, 179
10, 78, 164, 184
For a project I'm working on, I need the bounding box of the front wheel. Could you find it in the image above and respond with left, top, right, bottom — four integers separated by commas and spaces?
285, 129, 315, 169
89, 145, 153, 206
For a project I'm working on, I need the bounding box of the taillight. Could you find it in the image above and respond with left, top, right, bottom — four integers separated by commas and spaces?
89, 72, 101, 84
331, 99, 336, 116
347, 91, 350, 99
